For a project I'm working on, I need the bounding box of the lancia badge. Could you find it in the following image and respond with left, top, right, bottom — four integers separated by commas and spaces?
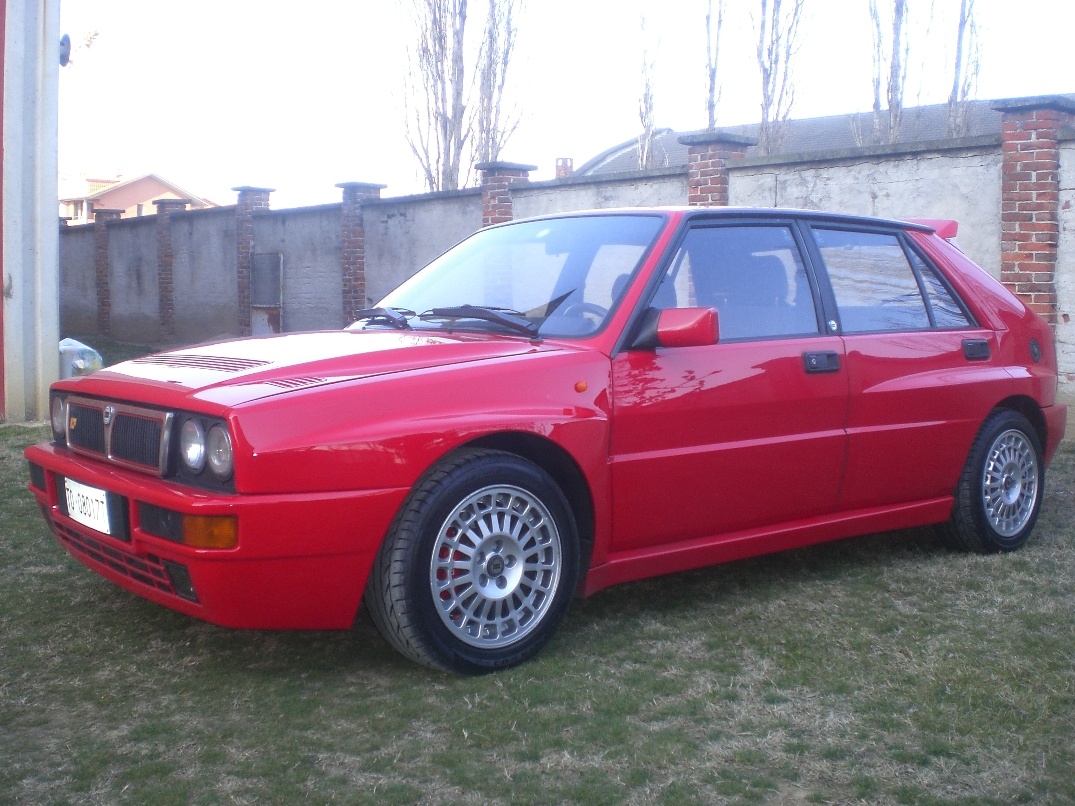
103, 405, 116, 426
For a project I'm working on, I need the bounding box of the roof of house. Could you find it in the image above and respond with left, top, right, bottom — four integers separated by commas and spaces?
574, 95, 1075, 177
58, 173, 216, 207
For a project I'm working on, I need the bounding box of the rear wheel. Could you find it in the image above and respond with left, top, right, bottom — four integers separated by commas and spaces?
941, 409, 1044, 553
365, 449, 579, 673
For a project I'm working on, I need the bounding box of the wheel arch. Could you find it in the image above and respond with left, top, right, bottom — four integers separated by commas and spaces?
460, 431, 596, 592
994, 395, 1047, 449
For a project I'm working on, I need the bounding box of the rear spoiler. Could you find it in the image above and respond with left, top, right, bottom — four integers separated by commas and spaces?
906, 218, 959, 240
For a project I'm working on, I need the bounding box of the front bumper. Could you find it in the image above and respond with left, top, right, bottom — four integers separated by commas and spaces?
25, 442, 408, 630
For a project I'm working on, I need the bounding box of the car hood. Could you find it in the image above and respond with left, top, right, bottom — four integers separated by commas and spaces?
63, 330, 567, 408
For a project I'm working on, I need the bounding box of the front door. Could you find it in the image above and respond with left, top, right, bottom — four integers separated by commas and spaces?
609, 221, 849, 553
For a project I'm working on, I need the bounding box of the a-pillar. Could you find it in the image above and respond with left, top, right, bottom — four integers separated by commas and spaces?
154, 198, 189, 339
233, 186, 273, 336
993, 96, 1075, 325
93, 209, 123, 336
476, 162, 536, 227
678, 132, 756, 207
337, 182, 386, 323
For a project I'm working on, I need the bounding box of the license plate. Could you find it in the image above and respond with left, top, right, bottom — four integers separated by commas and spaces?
64, 477, 112, 535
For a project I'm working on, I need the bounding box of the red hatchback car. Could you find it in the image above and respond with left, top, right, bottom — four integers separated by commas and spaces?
26, 208, 1066, 673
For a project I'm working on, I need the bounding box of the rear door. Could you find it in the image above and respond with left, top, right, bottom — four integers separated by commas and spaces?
806, 224, 1004, 510
609, 219, 849, 553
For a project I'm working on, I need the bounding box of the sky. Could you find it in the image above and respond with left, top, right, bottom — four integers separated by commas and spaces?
57, 0, 1075, 209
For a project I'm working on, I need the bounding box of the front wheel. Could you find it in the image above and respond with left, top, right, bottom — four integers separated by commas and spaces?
364, 449, 579, 673
941, 409, 1044, 553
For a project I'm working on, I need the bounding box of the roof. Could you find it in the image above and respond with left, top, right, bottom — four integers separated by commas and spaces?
58, 173, 216, 207
574, 95, 1075, 177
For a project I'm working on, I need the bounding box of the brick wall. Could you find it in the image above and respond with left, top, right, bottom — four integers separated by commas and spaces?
995, 98, 1075, 325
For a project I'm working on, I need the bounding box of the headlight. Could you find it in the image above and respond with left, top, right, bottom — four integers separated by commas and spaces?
180, 419, 206, 472
50, 395, 66, 441
206, 425, 233, 480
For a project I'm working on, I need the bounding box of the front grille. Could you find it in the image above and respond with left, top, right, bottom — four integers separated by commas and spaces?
112, 413, 164, 468
63, 396, 172, 476
68, 403, 106, 454
51, 519, 176, 596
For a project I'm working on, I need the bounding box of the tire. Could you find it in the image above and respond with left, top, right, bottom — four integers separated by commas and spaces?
941, 409, 1044, 553
364, 448, 579, 674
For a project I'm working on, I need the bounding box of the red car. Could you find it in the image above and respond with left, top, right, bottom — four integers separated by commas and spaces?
26, 208, 1066, 673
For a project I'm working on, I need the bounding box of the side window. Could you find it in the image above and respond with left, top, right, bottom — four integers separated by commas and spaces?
654, 225, 819, 341
911, 250, 974, 328
815, 228, 931, 333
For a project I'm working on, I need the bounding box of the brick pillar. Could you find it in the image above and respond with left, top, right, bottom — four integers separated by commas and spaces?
678, 132, 756, 207
93, 209, 123, 336
233, 186, 273, 336
154, 198, 190, 339
337, 182, 386, 323
993, 96, 1075, 324
476, 161, 536, 226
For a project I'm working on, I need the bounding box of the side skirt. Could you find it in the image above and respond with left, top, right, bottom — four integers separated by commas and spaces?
583, 496, 954, 596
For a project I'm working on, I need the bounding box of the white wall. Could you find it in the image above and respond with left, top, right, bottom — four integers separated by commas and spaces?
731, 147, 1003, 278
3, 0, 61, 421
1057, 141, 1075, 399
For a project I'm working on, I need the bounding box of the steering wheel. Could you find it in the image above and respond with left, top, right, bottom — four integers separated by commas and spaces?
562, 302, 609, 320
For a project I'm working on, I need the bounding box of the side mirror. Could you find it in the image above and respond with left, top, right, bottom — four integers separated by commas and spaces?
630, 307, 719, 350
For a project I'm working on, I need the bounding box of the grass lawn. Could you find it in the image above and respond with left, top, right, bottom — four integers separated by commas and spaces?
2, 425, 1073, 805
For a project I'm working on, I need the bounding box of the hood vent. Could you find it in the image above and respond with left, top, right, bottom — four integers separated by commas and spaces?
264, 376, 326, 389
132, 354, 271, 372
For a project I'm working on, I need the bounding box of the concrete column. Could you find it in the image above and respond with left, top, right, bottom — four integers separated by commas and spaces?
678, 132, 756, 207
992, 96, 1075, 325
476, 162, 536, 226
337, 182, 385, 323
154, 198, 189, 339
233, 186, 273, 336
2, 0, 61, 422
93, 209, 122, 336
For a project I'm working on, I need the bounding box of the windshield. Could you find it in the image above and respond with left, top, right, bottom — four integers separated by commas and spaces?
373, 214, 666, 338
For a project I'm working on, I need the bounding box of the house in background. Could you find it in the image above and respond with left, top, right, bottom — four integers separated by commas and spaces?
59, 173, 215, 223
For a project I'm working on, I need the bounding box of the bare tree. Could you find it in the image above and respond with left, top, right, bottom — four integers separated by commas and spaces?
638, 14, 658, 169
755, 0, 806, 155
474, 0, 520, 163
405, 0, 523, 190
405, 0, 470, 192
858, 0, 910, 146
947, 0, 979, 137
705, 0, 725, 130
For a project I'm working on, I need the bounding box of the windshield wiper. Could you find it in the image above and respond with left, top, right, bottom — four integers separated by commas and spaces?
422, 305, 540, 338
350, 307, 414, 330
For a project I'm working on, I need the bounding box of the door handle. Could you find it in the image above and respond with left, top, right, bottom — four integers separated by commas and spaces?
962, 339, 990, 361
803, 351, 841, 373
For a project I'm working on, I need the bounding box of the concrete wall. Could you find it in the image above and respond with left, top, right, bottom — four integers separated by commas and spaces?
58, 224, 96, 338
253, 205, 342, 331
513, 170, 688, 218
56, 140, 1075, 401
172, 207, 238, 344
363, 191, 483, 303
731, 144, 1003, 278
106, 217, 158, 343
1058, 141, 1075, 389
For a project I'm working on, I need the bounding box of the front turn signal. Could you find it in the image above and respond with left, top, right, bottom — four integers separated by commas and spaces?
182, 515, 238, 549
